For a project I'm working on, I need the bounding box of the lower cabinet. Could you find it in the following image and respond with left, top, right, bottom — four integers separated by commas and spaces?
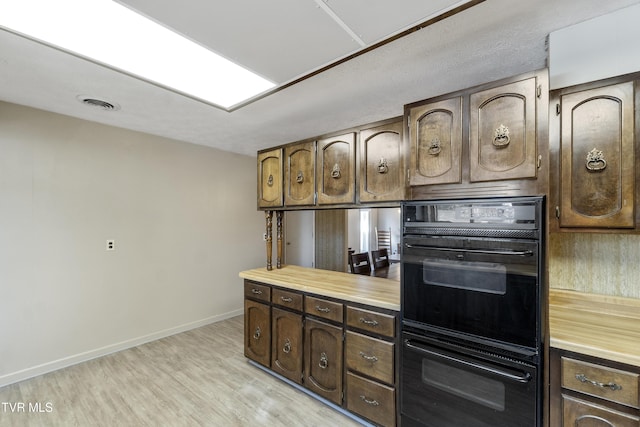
550, 348, 640, 427
272, 307, 303, 384
304, 317, 344, 405
243, 279, 399, 427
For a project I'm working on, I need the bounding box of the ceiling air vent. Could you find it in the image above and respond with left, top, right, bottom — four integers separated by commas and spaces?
76, 95, 120, 111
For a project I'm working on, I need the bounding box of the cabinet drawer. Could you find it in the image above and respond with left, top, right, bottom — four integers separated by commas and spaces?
272, 288, 303, 312
563, 394, 640, 427
244, 281, 271, 303
562, 357, 639, 408
346, 331, 394, 385
346, 306, 395, 338
346, 372, 396, 427
305, 296, 343, 323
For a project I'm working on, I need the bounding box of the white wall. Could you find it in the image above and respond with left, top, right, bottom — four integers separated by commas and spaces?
0, 102, 266, 387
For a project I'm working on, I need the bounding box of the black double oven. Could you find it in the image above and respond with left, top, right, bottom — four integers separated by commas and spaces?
400, 197, 545, 427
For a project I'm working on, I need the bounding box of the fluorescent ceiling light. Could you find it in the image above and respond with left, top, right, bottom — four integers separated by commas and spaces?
0, 0, 276, 109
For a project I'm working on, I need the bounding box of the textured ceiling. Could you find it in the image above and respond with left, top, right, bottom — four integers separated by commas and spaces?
1, 0, 639, 156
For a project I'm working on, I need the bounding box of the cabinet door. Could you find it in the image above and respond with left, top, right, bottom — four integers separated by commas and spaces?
304, 318, 344, 404
285, 141, 315, 206
257, 148, 283, 208
559, 81, 635, 228
244, 299, 271, 367
470, 77, 538, 182
359, 120, 405, 202
271, 308, 303, 384
316, 133, 356, 205
408, 97, 462, 186
563, 395, 640, 427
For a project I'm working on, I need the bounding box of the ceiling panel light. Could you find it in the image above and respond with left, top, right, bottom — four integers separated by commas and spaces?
0, 0, 276, 109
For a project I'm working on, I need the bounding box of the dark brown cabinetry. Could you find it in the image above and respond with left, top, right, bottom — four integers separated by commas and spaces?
257, 148, 283, 208
407, 69, 548, 200
550, 348, 640, 427
469, 77, 538, 182
316, 132, 356, 205
304, 317, 344, 405
552, 79, 636, 229
284, 141, 316, 207
243, 278, 399, 426
408, 97, 463, 186
359, 120, 406, 202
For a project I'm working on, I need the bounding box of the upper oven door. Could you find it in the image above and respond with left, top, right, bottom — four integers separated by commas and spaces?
402, 234, 540, 350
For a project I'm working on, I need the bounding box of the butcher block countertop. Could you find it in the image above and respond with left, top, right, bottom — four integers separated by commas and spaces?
239, 265, 400, 311
549, 289, 640, 367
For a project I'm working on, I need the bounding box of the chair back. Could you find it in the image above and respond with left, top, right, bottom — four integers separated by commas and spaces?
375, 227, 392, 252
372, 248, 390, 270
349, 252, 371, 275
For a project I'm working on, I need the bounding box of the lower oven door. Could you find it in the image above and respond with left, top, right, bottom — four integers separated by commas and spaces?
401, 333, 538, 427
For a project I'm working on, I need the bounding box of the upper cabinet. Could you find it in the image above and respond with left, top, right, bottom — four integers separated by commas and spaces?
407, 69, 548, 200
408, 97, 462, 186
316, 132, 356, 205
257, 148, 283, 208
359, 120, 406, 202
551, 79, 636, 229
469, 77, 538, 182
285, 141, 316, 207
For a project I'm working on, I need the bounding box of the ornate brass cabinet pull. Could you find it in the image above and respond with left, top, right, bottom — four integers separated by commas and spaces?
315, 305, 331, 313
253, 326, 261, 340
296, 171, 304, 183
428, 137, 442, 155
280, 296, 293, 303
359, 395, 380, 406
493, 124, 510, 147
267, 174, 274, 186
283, 338, 292, 354
359, 317, 379, 327
251, 289, 263, 295
331, 163, 341, 179
359, 351, 378, 363
377, 158, 389, 174
575, 373, 622, 391
319, 352, 328, 369
586, 148, 607, 171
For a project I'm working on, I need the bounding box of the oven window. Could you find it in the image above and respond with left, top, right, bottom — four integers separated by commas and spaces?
422, 258, 506, 294
422, 359, 505, 411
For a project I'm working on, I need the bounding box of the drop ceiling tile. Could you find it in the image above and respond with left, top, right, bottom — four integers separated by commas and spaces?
326, 0, 473, 44
118, 0, 360, 83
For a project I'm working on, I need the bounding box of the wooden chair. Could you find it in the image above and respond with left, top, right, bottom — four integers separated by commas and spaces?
371, 248, 390, 270
349, 252, 372, 275
375, 227, 392, 252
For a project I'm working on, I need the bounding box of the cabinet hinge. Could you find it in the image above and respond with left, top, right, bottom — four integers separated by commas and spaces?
555, 206, 560, 219
536, 85, 542, 98
556, 103, 561, 115
537, 155, 542, 169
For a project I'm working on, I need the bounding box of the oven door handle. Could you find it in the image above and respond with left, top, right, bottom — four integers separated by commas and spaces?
404, 340, 532, 383
404, 244, 534, 257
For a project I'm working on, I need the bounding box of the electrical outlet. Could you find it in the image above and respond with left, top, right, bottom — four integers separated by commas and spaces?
106, 239, 115, 251
262, 233, 267, 241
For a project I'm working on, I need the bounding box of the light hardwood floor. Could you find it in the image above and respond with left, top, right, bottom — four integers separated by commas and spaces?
0, 316, 363, 426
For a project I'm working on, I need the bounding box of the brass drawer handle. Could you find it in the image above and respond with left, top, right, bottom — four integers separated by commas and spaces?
359, 317, 379, 327
575, 373, 622, 391
251, 289, 263, 295
280, 296, 293, 303
319, 352, 328, 369
315, 305, 331, 313
283, 338, 292, 354
359, 395, 380, 406
253, 326, 261, 340
359, 351, 378, 363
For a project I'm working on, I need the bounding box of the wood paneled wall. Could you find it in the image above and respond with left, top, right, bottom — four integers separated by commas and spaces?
549, 233, 640, 299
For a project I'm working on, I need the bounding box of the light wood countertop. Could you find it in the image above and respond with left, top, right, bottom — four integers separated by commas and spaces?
239, 265, 400, 311
549, 289, 640, 367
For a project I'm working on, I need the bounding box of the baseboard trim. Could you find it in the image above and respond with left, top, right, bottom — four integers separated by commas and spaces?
0, 308, 243, 389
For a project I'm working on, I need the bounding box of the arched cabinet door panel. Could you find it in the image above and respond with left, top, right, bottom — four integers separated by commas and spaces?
316, 133, 356, 205
558, 81, 635, 228
359, 120, 405, 202
285, 141, 316, 207
257, 148, 283, 208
